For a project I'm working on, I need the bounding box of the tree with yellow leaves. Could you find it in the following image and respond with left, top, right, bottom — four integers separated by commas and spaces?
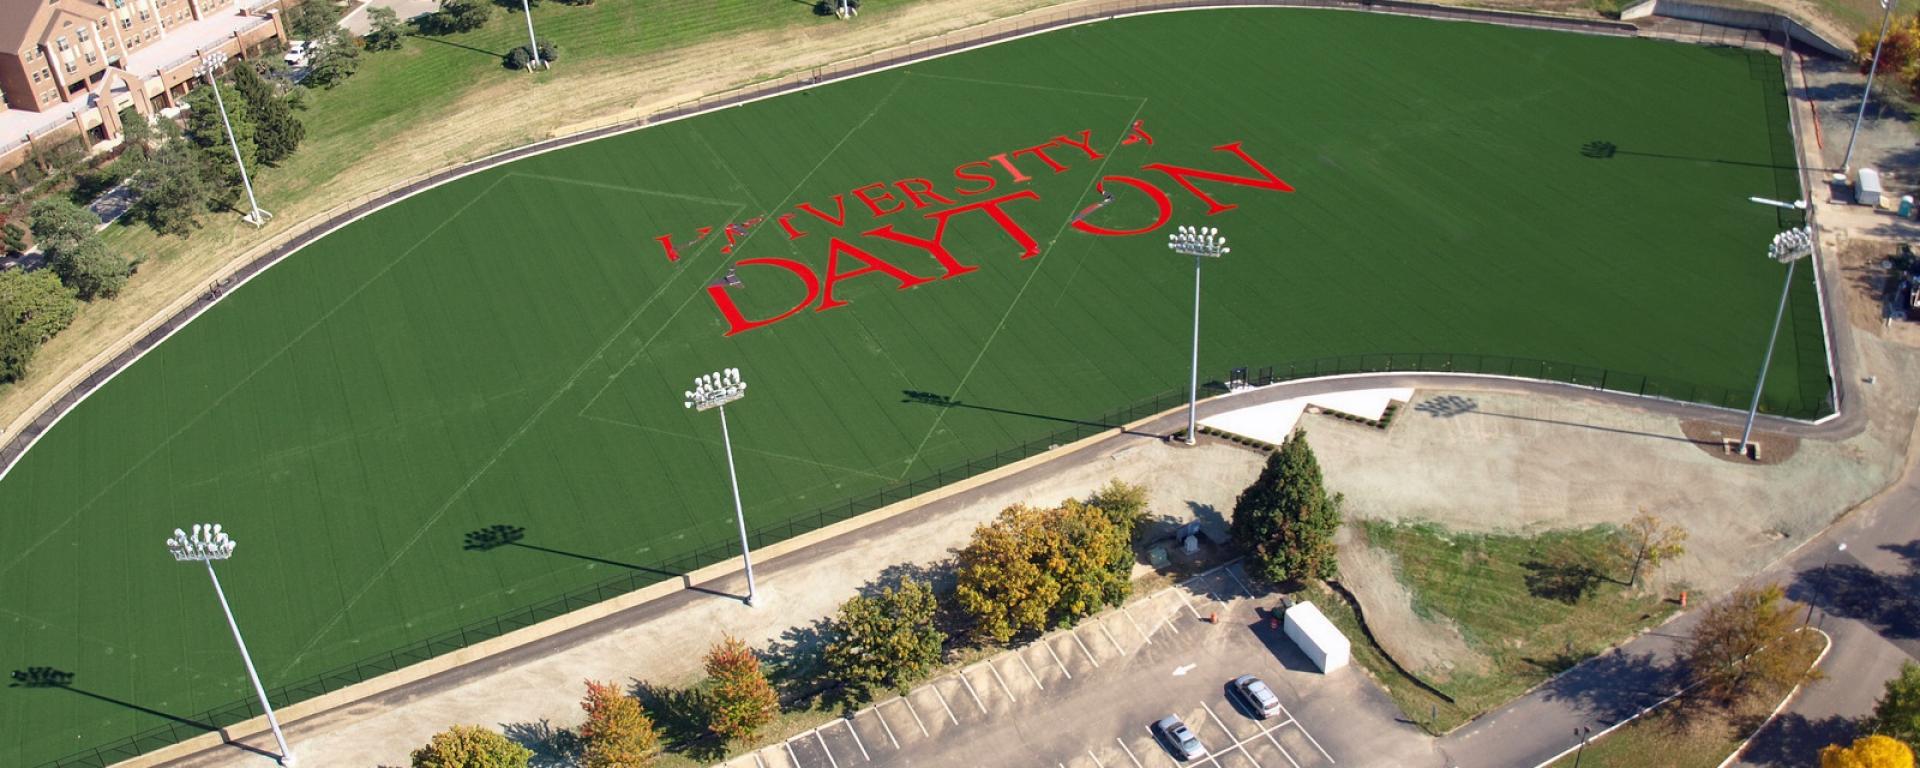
1822, 734, 1915, 768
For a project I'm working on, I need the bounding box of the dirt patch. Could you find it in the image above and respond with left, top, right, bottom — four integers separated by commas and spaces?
1677, 419, 1801, 464
1335, 523, 1492, 684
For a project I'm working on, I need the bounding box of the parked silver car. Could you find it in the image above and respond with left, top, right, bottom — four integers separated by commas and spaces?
1231, 674, 1283, 718
1152, 715, 1207, 760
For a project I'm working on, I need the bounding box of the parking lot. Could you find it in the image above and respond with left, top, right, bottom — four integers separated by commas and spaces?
718, 563, 1436, 768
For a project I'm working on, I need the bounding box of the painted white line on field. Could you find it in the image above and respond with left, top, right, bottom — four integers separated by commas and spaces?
1122, 606, 1155, 644
923, 680, 958, 725
1089, 749, 1107, 768
956, 672, 988, 713
1071, 630, 1102, 667
984, 661, 1018, 702
1015, 649, 1045, 690
1273, 701, 1333, 764
1098, 619, 1130, 655
870, 702, 900, 748
842, 716, 870, 761
1043, 637, 1073, 678
816, 729, 842, 768
1118, 738, 1144, 768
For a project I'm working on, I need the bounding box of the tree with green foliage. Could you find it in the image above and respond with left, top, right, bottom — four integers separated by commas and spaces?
132, 139, 211, 237
118, 107, 155, 165
1088, 478, 1150, 533
1613, 510, 1687, 587
410, 724, 533, 768
955, 500, 1132, 643
185, 82, 255, 208
1822, 734, 1915, 768
230, 62, 304, 164
1, 223, 26, 254
422, 0, 493, 34
1684, 583, 1815, 706
286, 0, 342, 39
365, 6, 406, 51
304, 31, 362, 89
49, 238, 132, 300
1230, 429, 1343, 583
1869, 662, 1920, 751
504, 40, 559, 70
699, 634, 777, 741
28, 197, 99, 255
0, 269, 79, 383
577, 679, 659, 768
824, 578, 945, 699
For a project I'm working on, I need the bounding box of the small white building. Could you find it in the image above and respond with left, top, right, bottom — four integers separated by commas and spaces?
1857, 168, 1884, 207
1283, 601, 1351, 673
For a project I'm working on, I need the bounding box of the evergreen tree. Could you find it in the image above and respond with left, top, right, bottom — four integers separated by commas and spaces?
700, 635, 778, 741
133, 140, 211, 237
230, 63, 304, 164
1230, 429, 1344, 583
824, 578, 946, 700
286, 0, 341, 39
305, 31, 362, 88
49, 238, 132, 300
0, 269, 79, 383
365, 6, 406, 51
184, 82, 255, 209
1870, 662, 1920, 751
118, 107, 155, 165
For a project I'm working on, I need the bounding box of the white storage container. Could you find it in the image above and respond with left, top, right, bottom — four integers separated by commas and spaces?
1857, 168, 1884, 206
1283, 601, 1351, 673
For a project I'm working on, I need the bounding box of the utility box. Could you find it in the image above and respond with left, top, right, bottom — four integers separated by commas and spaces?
1283, 601, 1350, 673
1857, 168, 1884, 207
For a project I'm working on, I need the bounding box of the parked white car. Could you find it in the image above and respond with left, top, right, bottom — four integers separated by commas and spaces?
283, 40, 310, 67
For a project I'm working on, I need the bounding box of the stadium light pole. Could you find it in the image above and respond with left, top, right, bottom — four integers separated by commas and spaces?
1167, 226, 1230, 446
165, 524, 296, 766
1739, 227, 1815, 459
518, 0, 546, 70
195, 53, 270, 227
1843, 0, 1898, 173
685, 368, 757, 606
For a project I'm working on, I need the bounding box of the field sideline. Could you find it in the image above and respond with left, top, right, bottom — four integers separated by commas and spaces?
0, 9, 1819, 766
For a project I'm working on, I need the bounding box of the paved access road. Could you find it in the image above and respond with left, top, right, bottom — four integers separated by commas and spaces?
723, 563, 1436, 768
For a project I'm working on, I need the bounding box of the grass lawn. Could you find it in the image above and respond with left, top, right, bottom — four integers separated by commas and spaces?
0, 9, 1816, 765
1356, 521, 1679, 731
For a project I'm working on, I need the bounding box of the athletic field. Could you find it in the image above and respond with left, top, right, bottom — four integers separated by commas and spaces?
0, 9, 1820, 764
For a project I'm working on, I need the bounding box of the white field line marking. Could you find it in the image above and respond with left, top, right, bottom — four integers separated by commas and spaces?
984, 661, 1018, 702
1122, 607, 1155, 644
1071, 630, 1102, 667
894, 98, 1148, 481
506, 172, 743, 205
923, 680, 958, 725
1089, 750, 1107, 768
1015, 649, 1045, 690
1043, 637, 1073, 678
1118, 738, 1144, 768
816, 729, 842, 768
955, 673, 988, 713
841, 717, 869, 761
869, 703, 899, 749
1098, 619, 1130, 656
1272, 701, 1333, 764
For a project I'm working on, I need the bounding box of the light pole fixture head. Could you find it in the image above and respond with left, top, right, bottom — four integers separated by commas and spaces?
1168, 225, 1230, 258
685, 367, 747, 411
166, 523, 236, 562
1769, 227, 1814, 264
195, 52, 229, 81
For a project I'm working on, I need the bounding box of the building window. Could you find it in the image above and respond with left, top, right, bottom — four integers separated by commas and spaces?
77, 28, 90, 42
56, 36, 70, 51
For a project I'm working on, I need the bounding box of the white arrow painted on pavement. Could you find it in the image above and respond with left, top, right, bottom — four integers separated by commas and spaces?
1173, 663, 1196, 676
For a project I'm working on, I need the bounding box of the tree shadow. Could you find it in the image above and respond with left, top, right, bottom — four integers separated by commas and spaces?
500, 718, 582, 768
9, 667, 283, 762
405, 33, 506, 59
462, 524, 741, 600
760, 615, 840, 707
1414, 394, 1706, 445
1580, 139, 1797, 170
1414, 394, 1478, 418
900, 389, 1153, 436
1786, 550, 1920, 640
1523, 555, 1603, 604
1536, 649, 1682, 725
1733, 712, 1859, 767
629, 679, 723, 760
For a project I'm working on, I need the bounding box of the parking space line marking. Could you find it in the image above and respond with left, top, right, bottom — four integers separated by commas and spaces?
1071, 631, 1101, 667
1223, 566, 1256, 598
1089, 749, 1107, 768
785, 738, 801, 767
871, 702, 900, 748
1260, 728, 1301, 768
956, 672, 988, 713
842, 717, 870, 761
1273, 701, 1334, 763
1118, 738, 1144, 768
1097, 619, 1130, 656
815, 729, 842, 768
1122, 607, 1155, 644
1043, 638, 1073, 678
753, 750, 767, 768
1178, 590, 1203, 619
923, 680, 958, 725
1201, 703, 1263, 768
984, 661, 1018, 702
1161, 608, 1183, 635
1014, 650, 1045, 690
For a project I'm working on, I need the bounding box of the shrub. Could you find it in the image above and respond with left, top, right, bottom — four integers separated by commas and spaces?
410, 725, 532, 768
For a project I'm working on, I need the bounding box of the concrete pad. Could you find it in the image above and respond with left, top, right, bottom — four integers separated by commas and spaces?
1202, 388, 1412, 445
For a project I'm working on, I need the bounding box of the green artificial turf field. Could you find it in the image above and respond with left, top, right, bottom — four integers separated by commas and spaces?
0, 8, 1822, 765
